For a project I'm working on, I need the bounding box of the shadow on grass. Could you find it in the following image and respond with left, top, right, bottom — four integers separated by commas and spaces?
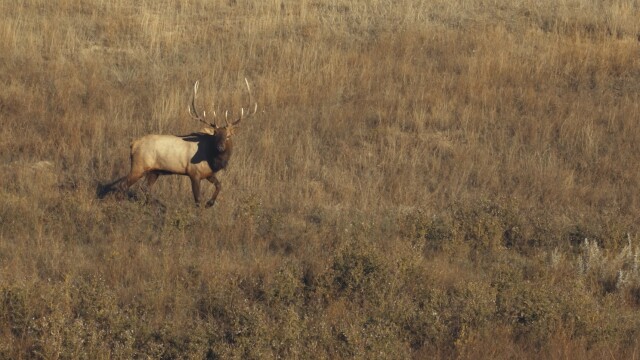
96, 177, 124, 200
96, 180, 167, 213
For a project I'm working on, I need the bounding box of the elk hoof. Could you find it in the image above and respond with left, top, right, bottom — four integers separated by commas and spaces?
205, 200, 215, 208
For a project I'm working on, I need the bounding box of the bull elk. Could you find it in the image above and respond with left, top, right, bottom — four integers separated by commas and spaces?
103, 79, 257, 208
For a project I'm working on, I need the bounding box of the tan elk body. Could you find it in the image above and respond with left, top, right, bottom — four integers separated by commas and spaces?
103, 79, 256, 208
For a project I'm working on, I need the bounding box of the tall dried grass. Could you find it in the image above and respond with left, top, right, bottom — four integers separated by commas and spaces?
1, 0, 640, 358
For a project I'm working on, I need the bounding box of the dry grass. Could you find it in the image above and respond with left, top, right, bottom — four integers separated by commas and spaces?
1, 0, 640, 358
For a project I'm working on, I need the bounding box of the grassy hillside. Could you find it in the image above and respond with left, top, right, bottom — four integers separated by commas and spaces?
1, 0, 640, 358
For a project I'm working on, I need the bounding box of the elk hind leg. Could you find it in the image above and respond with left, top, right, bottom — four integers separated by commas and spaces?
139, 171, 160, 203
123, 172, 144, 190
109, 169, 145, 201
205, 175, 221, 208
145, 172, 160, 190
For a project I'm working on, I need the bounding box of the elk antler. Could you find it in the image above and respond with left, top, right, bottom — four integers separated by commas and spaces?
232, 78, 258, 126
188, 81, 218, 129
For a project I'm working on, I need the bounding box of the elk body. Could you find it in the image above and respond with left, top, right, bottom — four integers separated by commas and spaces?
104, 79, 257, 208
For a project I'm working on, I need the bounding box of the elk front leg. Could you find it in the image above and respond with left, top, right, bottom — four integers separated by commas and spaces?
205, 175, 221, 208
190, 177, 202, 206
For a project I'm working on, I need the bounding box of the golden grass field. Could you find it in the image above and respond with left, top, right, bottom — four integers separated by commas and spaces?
1, 0, 640, 358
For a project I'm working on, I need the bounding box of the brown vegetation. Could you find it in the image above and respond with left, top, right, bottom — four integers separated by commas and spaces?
1, 0, 639, 358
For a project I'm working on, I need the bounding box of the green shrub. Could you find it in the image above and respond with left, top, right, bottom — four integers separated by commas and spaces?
0, 286, 29, 338
329, 239, 390, 306
496, 280, 563, 348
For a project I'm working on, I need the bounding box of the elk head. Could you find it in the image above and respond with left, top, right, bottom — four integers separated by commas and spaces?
188, 77, 258, 152
188, 78, 258, 145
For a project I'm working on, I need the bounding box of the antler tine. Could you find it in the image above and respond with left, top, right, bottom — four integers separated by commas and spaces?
245, 78, 252, 100
209, 90, 220, 129
244, 77, 257, 115
188, 81, 201, 118
231, 78, 258, 126
188, 80, 217, 129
